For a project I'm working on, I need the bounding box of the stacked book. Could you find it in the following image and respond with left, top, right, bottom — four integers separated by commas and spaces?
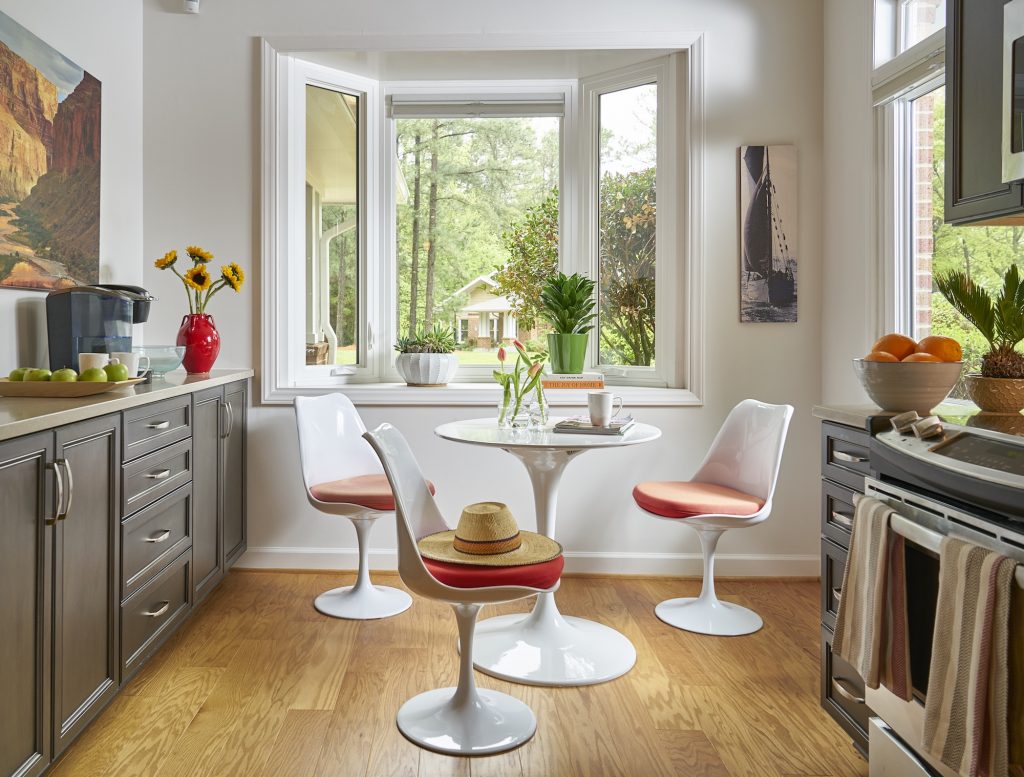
553, 415, 636, 435
541, 372, 605, 390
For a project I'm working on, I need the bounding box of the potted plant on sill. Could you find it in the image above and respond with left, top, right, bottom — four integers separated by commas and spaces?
936, 264, 1024, 413
539, 272, 596, 375
394, 324, 459, 386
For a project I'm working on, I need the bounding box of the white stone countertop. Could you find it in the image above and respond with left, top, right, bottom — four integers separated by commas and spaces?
0, 369, 253, 442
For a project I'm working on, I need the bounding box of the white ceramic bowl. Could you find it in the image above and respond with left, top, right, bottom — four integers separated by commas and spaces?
395, 353, 459, 386
852, 358, 962, 415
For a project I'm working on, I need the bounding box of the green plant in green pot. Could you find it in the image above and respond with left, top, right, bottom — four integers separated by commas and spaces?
936, 264, 1024, 412
539, 272, 596, 374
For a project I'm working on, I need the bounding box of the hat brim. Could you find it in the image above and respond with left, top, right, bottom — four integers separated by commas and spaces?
418, 529, 563, 567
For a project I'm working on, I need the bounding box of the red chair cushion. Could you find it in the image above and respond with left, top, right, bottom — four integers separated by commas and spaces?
423, 555, 564, 590
632, 481, 765, 519
310, 474, 435, 511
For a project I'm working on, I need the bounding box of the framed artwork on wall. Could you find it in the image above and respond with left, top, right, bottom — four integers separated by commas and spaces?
0, 10, 101, 292
739, 144, 797, 323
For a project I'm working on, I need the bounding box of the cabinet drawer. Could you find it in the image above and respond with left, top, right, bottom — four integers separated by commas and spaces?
821, 423, 872, 491
122, 483, 192, 600
821, 625, 870, 753
123, 396, 191, 463
822, 479, 858, 549
821, 538, 848, 631
122, 549, 191, 676
122, 438, 192, 517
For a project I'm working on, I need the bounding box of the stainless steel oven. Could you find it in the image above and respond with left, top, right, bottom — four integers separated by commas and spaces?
863, 476, 1024, 777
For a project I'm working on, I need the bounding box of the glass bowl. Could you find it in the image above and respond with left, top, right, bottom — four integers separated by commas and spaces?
134, 345, 185, 379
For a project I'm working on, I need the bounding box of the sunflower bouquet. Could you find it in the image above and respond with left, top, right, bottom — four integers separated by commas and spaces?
154, 245, 245, 314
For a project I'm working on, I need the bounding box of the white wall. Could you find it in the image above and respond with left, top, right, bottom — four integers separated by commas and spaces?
0, 0, 143, 370
143, 0, 826, 576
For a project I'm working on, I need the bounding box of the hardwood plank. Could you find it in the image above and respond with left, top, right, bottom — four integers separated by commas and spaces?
258, 709, 332, 777
656, 730, 732, 777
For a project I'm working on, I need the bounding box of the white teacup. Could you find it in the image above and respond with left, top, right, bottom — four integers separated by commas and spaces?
78, 353, 109, 372
588, 390, 623, 428
112, 351, 150, 378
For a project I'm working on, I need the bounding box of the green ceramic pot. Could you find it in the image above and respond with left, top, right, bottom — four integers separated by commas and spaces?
547, 333, 588, 374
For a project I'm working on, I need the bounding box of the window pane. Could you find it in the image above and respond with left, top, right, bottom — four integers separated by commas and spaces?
910, 85, 1024, 396
305, 85, 359, 367
394, 116, 559, 366
598, 83, 657, 367
900, 0, 945, 52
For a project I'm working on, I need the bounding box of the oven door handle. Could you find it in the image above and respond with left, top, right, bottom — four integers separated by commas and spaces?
832, 677, 865, 704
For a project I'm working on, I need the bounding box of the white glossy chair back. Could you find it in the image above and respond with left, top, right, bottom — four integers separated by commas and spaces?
364, 423, 554, 604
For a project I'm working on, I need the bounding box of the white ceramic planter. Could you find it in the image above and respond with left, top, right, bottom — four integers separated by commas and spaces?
395, 353, 459, 386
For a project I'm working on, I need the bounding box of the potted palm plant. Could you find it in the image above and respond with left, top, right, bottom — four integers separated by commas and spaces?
539, 272, 596, 374
394, 324, 460, 386
936, 265, 1024, 412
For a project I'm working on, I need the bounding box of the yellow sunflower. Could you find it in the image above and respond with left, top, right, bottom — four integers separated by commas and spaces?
221, 263, 245, 292
186, 245, 214, 263
154, 250, 177, 269
184, 265, 213, 291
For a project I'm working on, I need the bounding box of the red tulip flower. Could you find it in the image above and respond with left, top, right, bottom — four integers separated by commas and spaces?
513, 339, 525, 350
497, 346, 507, 362
528, 362, 543, 378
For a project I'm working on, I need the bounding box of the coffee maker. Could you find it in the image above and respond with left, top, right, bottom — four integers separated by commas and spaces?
46, 285, 155, 372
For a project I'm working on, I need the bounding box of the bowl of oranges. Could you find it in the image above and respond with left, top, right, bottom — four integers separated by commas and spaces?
853, 333, 963, 415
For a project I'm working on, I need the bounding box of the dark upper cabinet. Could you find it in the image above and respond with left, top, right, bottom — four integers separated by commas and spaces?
0, 432, 54, 777
52, 416, 120, 757
946, 0, 1024, 224
223, 381, 247, 566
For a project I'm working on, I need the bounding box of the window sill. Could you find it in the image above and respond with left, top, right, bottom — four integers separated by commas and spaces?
262, 381, 702, 407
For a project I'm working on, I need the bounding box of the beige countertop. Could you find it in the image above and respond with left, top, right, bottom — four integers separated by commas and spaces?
0, 369, 253, 442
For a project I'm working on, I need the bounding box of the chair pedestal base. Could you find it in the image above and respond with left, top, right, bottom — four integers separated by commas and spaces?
314, 585, 412, 620
396, 687, 536, 755
654, 596, 763, 636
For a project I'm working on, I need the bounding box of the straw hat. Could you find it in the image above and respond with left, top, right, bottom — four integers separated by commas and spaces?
417, 502, 562, 567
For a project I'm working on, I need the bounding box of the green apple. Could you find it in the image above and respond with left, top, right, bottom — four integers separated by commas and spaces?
25, 369, 52, 381
51, 368, 78, 382
103, 362, 130, 382
79, 367, 109, 382
7, 367, 29, 381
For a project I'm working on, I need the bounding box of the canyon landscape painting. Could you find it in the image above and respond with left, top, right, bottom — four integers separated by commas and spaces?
0, 11, 100, 291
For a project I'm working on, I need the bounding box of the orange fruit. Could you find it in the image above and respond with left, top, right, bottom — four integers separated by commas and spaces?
902, 352, 942, 362
864, 350, 899, 362
915, 335, 962, 362
871, 333, 917, 361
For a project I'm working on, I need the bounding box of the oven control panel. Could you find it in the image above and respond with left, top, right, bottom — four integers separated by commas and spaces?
875, 427, 1024, 491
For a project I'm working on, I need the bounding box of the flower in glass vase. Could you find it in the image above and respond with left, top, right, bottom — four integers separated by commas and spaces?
153, 245, 246, 375
494, 340, 548, 427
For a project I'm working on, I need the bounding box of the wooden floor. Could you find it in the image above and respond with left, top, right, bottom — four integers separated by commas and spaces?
50, 572, 868, 777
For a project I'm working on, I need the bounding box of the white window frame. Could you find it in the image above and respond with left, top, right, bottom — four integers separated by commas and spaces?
260, 34, 705, 406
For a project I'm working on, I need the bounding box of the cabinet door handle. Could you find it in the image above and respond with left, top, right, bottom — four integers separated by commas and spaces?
831, 677, 865, 704
227, 401, 235, 438
143, 601, 170, 618
145, 469, 172, 480
833, 450, 867, 464
831, 587, 842, 606
220, 400, 233, 439
147, 420, 171, 430
830, 510, 854, 529
46, 460, 65, 526
59, 459, 73, 520
145, 529, 172, 544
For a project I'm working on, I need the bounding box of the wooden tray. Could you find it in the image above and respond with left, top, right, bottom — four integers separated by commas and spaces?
0, 377, 146, 398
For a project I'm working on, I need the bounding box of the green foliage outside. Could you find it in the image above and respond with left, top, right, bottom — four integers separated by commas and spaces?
495, 189, 559, 332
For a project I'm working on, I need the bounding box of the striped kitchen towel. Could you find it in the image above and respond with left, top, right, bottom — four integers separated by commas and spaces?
923, 538, 1018, 777
880, 532, 912, 700
833, 496, 897, 690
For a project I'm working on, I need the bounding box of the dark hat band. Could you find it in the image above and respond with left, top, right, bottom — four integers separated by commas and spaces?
452, 532, 523, 555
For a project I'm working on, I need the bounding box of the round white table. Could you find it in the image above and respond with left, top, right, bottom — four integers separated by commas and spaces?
434, 418, 661, 686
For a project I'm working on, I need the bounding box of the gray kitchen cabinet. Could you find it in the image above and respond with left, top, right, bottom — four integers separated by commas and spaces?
223, 380, 247, 566
0, 432, 54, 777
52, 416, 120, 757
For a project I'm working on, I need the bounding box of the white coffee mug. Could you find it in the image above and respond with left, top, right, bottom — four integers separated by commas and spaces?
588, 390, 623, 427
112, 351, 150, 377
78, 353, 109, 372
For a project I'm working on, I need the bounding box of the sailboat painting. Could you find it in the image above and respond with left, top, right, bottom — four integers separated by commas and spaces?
740, 145, 798, 323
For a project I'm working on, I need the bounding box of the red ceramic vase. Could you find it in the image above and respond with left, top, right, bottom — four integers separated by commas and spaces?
176, 313, 221, 375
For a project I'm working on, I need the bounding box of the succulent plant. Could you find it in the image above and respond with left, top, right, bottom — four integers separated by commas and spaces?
539, 272, 596, 335
936, 264, 1024, 379
394, 323, 457, 354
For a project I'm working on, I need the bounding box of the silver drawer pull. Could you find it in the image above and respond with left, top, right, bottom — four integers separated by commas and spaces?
833, 450, 867, 464
830, 510, 854, 529
831, 587, 842, 606
831, 677, 865, 704
145, 469, 171, 480
143, 601, 170, 618
146, 420, 171, 430
145, 529, 172, 544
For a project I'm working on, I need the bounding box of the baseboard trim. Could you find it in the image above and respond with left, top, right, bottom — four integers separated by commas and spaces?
235, 546, 820, 578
